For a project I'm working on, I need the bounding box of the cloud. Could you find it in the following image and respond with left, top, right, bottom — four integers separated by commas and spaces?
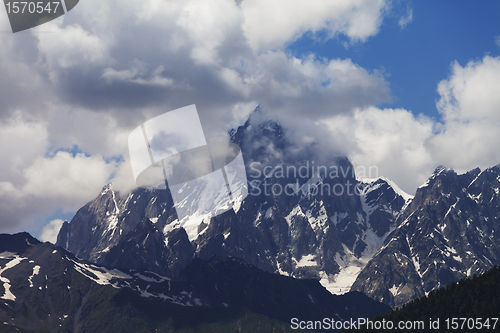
25, 0, 391, 135
0, 113, 49, 186
22, 151, 116, 200
247, 53, 390, 119
11, 0, 391, 156
496, 35, 500, 47
0, 30, 52, 121
398, 5, 413, 29
436, 56, 500, 122
37, 23, 110, 70
44, 106, 131, 158
5, 0, 495, 236
317, 56, 500, 194
241, 0, 389, 51
102, 65, 175, 88
430, 56, 500, 172
177, 0, 243, 64
40, 219, 65, 244
321, 107, 435, 193
111, 156, 139, 194
0, 112, 117, 231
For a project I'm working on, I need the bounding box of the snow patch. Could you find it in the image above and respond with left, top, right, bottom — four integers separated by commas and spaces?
295, 254, 316, 267
319, 263, 361, 295
106, 215, 119, 233
28, 265, 41, 287
389, 284, 400, 297
0, 254, 27, 301
277, 262, 290, 276
418, 178, 431, 189
0, 252, 17, 259
134, 272, 169, 283
163, 220, 180, 236
359, 176, 413, 201
285, 205, 306, 229
305, 201, 328, 233
381, 177, 414, 201
72, 261, 132, 286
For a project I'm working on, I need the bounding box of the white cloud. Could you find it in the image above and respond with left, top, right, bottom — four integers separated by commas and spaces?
0, 30, 52, 119
318, 56, 500, 194
111, 157, 139, 195
8, 0, 497, 235
37, 22, 110, 70
102, 65, 175, 87
30, 0, 391, 147
45, 106, 132, 158
22, 151, 116, 201
40, 219, 65, 244
30, 0, 390, 129
437, 56, 500, 122
430, 56, 500, 172
247, 52, 390, 119
177, 0, 243, 64
398, 6, 413, 28
0, 113, 49, 185
0, 112, 118, 231
322, 107, 435, 193
241, 0, 388, 52
352, 108, 435, 193
495, 35, 500, 47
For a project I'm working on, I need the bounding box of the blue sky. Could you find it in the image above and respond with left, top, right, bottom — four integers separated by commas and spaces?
288, 1, 500, 121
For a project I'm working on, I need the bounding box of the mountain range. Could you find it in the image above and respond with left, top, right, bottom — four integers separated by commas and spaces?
351, 165, 500, 307
56, 109, 500, 311
3, 108, 500, 331
56, 109, 411, 296
0, 232, 389, 332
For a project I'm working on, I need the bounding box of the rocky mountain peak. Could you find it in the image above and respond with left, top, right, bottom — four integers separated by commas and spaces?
56, 108, 411, 294
352, 164, 500, 308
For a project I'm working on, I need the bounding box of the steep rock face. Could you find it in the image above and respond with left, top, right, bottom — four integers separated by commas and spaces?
57, 189, 183, 276
57, 109, 410, 292
351, 166, 500, 308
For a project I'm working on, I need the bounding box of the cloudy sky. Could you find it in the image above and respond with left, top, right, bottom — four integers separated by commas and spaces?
0, 0, 499, 241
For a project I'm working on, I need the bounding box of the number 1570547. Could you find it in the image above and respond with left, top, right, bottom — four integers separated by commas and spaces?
5, 1, 62, 14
